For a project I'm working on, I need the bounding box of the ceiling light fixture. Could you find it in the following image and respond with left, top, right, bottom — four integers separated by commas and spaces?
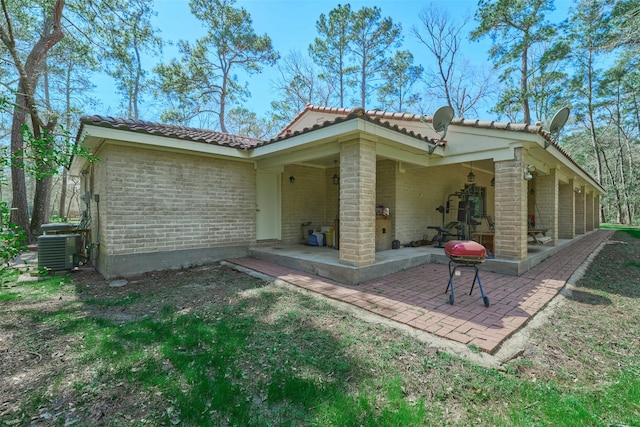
467, 162, 475, 183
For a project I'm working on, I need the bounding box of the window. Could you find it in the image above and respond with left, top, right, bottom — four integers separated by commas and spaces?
465, 185, 486, 218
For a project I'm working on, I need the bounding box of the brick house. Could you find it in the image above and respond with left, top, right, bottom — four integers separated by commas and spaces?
70, 105, 603, 281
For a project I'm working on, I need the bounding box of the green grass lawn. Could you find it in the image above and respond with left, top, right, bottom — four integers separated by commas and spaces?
1, 226, 639, 426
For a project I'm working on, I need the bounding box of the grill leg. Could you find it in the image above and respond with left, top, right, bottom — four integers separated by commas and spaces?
474, 269, 490, 307
468, 266, 486, 298
446, 261, 456, 305
470, 266, 479, 295
446, 261, 489, 307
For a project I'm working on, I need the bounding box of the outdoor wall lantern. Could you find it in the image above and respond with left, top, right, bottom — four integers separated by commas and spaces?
289, 176, 295, 183
524, 164, 536, 180
490, 177, 495, 187
332, 160, 340, 185
574, 188, 581, 193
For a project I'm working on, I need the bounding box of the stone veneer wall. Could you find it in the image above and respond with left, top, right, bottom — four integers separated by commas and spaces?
90, 145, 109, 272
494, 148, 527, 260
326, 163, 340, 235
375, 159, 397, 245
558, 181, 576, 239
575, 186, 586, 234
91, 144, 256, 278
339, 138, 376, 267
376, 159, 396, 220
535, 169, 558, 244
586, 192, 594, 232
280, 164, 328, 243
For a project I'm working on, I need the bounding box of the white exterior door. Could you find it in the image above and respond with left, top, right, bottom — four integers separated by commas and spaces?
256, 171, 281, 240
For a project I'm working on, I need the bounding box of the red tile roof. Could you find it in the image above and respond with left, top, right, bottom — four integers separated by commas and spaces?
78, 108, 600, 190
283, 104, 555, 145
267, 106, 433, 145
278, 105, 600, 189
79, 115, 266, 150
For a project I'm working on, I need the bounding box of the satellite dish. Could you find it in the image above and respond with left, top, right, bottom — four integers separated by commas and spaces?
426, 106, 454, 154
545, 107, 570, 149
548, 106, 570, 134
432, 105, 454, 134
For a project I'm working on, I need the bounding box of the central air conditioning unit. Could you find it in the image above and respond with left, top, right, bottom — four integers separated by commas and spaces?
37, 234, 81, 271
41, 223, 78, 234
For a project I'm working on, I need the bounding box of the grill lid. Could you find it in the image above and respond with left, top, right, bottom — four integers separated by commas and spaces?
444, 240, 487, 263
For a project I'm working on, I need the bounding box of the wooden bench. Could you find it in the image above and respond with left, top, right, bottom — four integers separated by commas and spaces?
527, 229, 551, 244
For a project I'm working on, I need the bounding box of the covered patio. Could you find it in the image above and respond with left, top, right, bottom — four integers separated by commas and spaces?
227, 229, 612, 354
69, 105, 603, 280
267, 105, 604, 284
248, 232, 585, 284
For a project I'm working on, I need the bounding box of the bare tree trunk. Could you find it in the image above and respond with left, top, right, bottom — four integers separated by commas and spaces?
360, 56, 366, 108
1, 0, 65, 242
521, 45, 531, 125
58, 162, 68, 218
589, 122, 606, 223
9, 81, 30, 237
32, 54, 56, 234
583, 49, 606, 223
132, 27, 142, 120
219, 68, 228, 133
339, 56, 345, 108
601, 148, 625, 223
59, 63, 72, 219
612, 84, 627, 223
621, 89, 637, 224
66, 177, 79, 219
614, 88, 632, 224
30, 175, 53, 236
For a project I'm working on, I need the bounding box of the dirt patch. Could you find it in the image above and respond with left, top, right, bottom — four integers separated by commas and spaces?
509, 231, 640, 386
0, 264, 266, 425
74, 265, 261, 322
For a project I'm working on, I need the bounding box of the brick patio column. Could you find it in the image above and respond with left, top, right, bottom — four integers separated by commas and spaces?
558, 180, 575, 239
594, 194, 601, 229
536, 168, 558, 245
575, 185, 586, 235
494, 148, 527, 261
585, 192, 594, 232
339, 137, 376, 267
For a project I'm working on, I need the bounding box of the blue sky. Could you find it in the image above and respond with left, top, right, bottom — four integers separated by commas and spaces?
95, 0, 574, 121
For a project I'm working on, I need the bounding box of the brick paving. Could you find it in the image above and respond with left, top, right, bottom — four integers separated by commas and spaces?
227, 230, 613, 354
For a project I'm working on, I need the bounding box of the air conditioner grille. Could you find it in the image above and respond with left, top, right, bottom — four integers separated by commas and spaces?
38, 234, 80, 271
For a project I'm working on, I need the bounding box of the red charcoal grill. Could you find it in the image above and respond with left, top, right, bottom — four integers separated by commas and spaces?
444, 240, 490, 307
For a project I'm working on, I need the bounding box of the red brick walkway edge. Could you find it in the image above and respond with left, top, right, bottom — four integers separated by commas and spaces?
227, 230, 614, 354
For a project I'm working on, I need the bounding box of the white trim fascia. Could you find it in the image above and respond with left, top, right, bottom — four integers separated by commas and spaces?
426, 147, 518, 167
251, 121, 361, 158
450, 126, 604, 193
255, 141, 341, 169
250, 118, 439, 160
375, 143, 431, 166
